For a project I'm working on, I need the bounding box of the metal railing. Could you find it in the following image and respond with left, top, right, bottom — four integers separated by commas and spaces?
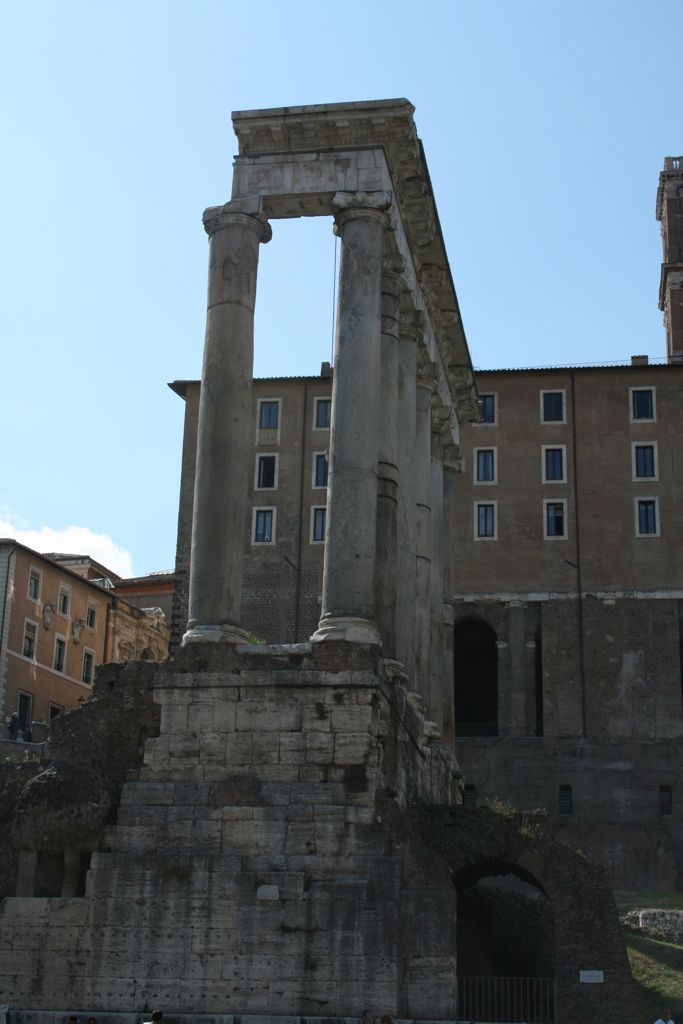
454, 722, 499, 737
457, 976, 556, 1023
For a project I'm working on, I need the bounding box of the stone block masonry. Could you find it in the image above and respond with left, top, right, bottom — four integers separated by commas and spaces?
0, 643, 460, 1018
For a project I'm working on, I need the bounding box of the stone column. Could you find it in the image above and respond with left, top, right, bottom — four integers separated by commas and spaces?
441, 444, 462, 747
183, 199, 271, 645
62, 849, 83, 897
375, 257, 404, 661
414, 363, 438, 703
313, 191, 391, 645
16, 849, 38, 897
495, 638, 510, 737
504, 600, 528, 736
395, 312, 423, 682
429, 414, 446, 732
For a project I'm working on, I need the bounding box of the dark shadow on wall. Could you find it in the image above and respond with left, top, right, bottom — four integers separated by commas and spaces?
454, 618, 498, 736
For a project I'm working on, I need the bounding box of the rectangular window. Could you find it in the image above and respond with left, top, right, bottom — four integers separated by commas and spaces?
48, 703, 63, 721
313, 452, 328, 488
631, 387, 655, 421
253, 508, 275, 544
462, 784, 477, 808
22, 620, 37, 660
58, 585, 71, 616
544, 500, 567, 539
541, 390, 565, 423
475, 502, 496, 540
478, 394, 496, 424
86, 603, 97, 630
16, 691, 33, 732
256, 454, 277, 489
558, 785, 573, 814
27, 568, 42, 602
82, 649, 95, 686
53, 636, 67, 673
659, 785, 673, 815
311, 506, 326, 543
544, 447, 565, 482
475, 448, 496, 483
259, 400, 279, 430
315, 398, 331, 429
633, 443, 657, 479
636, 499, 659, 536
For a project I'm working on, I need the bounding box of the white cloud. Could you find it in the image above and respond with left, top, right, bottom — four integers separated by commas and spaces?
0, 518, 133, 578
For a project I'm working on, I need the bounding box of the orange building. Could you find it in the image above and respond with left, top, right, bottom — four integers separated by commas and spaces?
0, 540, 169, 738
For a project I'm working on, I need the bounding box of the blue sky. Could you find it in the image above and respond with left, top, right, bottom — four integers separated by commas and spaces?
1, 0, 681, 576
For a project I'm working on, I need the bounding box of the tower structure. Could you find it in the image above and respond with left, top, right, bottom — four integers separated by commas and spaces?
657, 156, 683, 363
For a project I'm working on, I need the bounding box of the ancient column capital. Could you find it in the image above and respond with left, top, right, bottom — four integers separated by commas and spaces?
417, 361, 439, 393
399, 309, 425, 344
382, 253, 406, 283
431, 402, 453, 435
332, 190, 392, 233
203, 198, 272, 243
443, 443, 464, 472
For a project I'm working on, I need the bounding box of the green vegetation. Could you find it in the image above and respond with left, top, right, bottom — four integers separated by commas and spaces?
615, 889, 683, 915
614, 890, 683, 1018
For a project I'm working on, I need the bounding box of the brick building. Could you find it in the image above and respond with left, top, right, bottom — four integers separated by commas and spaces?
0, 541, 169, 737
170, 370, 333, 647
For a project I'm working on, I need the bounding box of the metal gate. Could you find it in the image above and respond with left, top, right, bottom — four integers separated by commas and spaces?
457, 976, 556, 1023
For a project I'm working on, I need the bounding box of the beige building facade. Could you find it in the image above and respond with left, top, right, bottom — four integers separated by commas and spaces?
0, 541, 169, 736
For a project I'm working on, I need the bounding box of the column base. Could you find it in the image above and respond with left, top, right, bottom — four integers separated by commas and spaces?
182, 623, 250, 645
310, 615, 382, 646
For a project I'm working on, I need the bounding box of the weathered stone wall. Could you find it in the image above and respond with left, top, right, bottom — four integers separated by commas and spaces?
0, 645, 460, 1018
456, 735, 683, 889
624, 908, 683, 943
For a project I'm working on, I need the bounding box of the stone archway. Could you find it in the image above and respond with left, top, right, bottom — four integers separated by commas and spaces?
454, 617, 498, 736
454, 858, 555, 1022
413, 804, 640, 1023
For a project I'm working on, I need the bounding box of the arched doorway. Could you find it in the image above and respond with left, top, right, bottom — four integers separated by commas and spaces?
454, 860, 555, 1023
454, 618, 498, 736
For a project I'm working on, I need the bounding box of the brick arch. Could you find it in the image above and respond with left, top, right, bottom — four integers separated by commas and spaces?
414, 805, 640, 1023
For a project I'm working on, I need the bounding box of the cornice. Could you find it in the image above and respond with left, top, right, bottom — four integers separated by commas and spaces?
231, 99, 477, 421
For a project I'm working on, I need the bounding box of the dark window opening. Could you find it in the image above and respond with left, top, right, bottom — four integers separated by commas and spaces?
632, 389, 653, 420
259, 400, 279, 429
477, 449, 495, 482
545, 448, 563, 481
23, 622, 36, 659
312, 507, 326, 542
254, 509, 274, 543
479, 394, 496, 423
546, 502, 565, 537
53, 638, 66, 673
638, 500, 657, 535
477, 503, 495, 538
257, 455, 276, 488
454, 619, 498, 737
17, 691, 33, 732
635, 445, 655, 478
558, 785, 573, 814
315, 399, 331, 429
659, 785, 672, 815
543, 392, 563, 422
314, 453, 328, 487
463, 784, 477, 808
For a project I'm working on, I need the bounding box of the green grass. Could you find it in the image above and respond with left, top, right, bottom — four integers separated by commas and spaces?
614, 889, 683, 915
614, 891, 683, 1018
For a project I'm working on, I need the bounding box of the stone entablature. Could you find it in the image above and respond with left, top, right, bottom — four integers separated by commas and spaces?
231, 99, 478, 424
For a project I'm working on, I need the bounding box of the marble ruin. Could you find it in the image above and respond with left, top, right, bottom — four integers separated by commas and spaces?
0, 100, 639, 1024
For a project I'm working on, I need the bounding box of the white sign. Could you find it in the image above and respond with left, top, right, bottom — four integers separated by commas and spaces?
579, 970, 604, 984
